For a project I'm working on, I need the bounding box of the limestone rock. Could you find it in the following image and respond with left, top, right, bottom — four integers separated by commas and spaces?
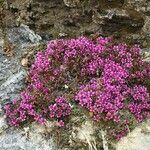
0, 24, 42, 102
116, 120, 150, 150
63, 0, 80, 7
142, 48, 150, 62
0, 24, 58, 149
7, 24, 41, 48
142, 16, 150, 34
0, 116, 8, 134
70, 119, 97, 150
0, 124, 57, 150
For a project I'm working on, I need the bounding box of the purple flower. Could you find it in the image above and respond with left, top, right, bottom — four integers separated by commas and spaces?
4, 36, 150, 140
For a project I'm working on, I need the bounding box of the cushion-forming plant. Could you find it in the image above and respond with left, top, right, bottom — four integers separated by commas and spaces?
4, 37, 150, 140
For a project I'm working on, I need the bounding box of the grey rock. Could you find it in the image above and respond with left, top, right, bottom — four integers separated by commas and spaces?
100, 8, 144, 34
7, 24, 41, 49
0, 116, 8, 134
142, 48, 150, 62
0, 47, 26, 101
0, 24, 42, 102
0, 127, 57, 150
116, 120, 150, 150
0, 25, 58, 149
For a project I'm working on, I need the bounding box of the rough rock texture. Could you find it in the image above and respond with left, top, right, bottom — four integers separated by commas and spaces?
116, 120, 150, 150
0, 0, 150, 149
1, 0, 149, 47
0, 24, 57, 149
0, 24, 41, 101
70, 119, 97, 150
0, 104, 8, 134
0, 123, 57, 150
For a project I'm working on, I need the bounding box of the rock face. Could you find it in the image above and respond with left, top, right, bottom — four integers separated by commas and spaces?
0, 123, 57, 150
1, 0, 149, 47
0, 104, 8, 134
0, 24, 41, 101
0, 0, 150, 149
116, 120, 150, 150
70, 119, 97, 150
0, 24, 57, 149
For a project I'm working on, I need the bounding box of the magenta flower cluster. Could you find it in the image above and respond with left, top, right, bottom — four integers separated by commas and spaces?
4, 37, 150, 140
4, 91, 71, 127
49, 97, 71, 127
